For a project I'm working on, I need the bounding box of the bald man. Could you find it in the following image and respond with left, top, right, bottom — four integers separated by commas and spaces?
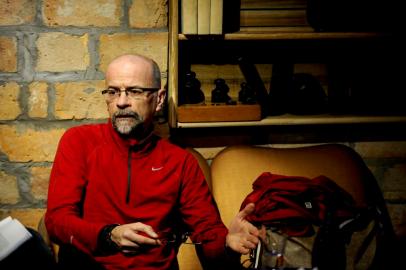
45, 54, 259, 270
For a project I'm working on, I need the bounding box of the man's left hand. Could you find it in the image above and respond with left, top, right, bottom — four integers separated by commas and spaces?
225, 203, 260, 254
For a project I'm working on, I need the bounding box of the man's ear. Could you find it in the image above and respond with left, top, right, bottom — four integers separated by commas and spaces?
155, 88, 166, 112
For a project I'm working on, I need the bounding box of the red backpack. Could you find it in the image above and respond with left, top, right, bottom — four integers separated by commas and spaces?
241, 172, 388, 270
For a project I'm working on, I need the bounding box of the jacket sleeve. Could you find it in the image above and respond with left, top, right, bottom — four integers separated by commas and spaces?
178, 153, 240, 269
45, 127, 105, 254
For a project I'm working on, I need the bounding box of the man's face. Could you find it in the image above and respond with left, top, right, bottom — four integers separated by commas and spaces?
104, 59, 164, 136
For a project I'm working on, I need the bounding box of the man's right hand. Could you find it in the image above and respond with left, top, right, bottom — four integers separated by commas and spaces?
110, 222, 160, 254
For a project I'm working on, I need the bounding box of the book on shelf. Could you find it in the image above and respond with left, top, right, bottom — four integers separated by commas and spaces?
240, 0, 308, 29
198, 0, 211, 34
0, 216, 32, 261
240, 9, 308, 27
181, 0, 198, 34
210, 0, 223, 34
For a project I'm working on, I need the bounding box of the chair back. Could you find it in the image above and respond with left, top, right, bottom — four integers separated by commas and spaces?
177, 148, 210, 270
210, 144, 395, 269
210, 144, 385, 229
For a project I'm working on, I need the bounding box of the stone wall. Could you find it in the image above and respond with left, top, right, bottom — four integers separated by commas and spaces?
0, 0, 168, 228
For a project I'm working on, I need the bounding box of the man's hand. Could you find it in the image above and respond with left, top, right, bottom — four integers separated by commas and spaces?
226, 203, 260, 254
110, 222, 160, 254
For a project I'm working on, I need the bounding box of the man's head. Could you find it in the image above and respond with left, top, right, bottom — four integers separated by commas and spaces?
104, 54, 166, 137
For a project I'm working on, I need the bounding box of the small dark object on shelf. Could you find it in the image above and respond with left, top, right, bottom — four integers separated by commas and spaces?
289, 73, 327, 115
238, 56, 269, 117
269, 63, 294, 116
211, 78, 232, 104
239, 82, 257, 104
183, 71, 205, 104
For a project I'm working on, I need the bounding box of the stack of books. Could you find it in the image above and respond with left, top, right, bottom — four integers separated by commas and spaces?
240, 0, 309, 31
181, 0, 223, 35
180, 0, 310, 34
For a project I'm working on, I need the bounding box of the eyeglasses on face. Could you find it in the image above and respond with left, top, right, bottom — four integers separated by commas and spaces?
101, 87, 160, 101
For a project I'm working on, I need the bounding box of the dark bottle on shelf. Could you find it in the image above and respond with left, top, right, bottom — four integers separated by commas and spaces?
211, 78, 232, 104
238, 82, 257, 104
183, 71, 205, 104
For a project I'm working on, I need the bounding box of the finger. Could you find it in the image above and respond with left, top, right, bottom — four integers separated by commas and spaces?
259, 225, 266, 238
141, 226, 159, 239
247, 223, 260, 236
237, 203, 255, 219
121, 228, 159, 246
245, 234, 260, 246
120, 240, 140, 250
132, 233, 160, 246
132, 223, 158, 239
242, 239, 257, 250
237, 245, 251, 255
228, 240, 250, 255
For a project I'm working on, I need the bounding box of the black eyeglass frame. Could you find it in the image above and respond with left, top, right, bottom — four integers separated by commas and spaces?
101, 87, 160, 97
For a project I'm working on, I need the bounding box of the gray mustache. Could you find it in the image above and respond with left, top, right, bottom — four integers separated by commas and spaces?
113, 110, 139, 118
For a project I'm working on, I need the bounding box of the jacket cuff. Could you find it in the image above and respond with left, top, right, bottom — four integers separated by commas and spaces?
96, 224, 120, 255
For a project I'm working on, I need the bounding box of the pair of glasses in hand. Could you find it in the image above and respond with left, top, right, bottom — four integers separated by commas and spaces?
157, 232, 203, 246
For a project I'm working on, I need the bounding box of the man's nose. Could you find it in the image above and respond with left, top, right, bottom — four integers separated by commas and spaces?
116, 91, 131, 108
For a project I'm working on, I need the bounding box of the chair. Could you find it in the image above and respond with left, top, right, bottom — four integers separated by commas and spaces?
37, 215, 59, 261
209, 144, 396, 269
177, 147, 210, 270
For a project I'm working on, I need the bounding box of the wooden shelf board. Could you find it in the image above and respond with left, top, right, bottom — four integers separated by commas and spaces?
177, 114, 406, 128
179, 31, 389, 41
177, 103, 261, 123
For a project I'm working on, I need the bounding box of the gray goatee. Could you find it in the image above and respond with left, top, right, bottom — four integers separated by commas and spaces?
112, 110, 144, 135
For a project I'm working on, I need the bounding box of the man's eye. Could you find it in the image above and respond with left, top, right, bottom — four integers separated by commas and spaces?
127, 89, 143, 95
107, 89, 119, 95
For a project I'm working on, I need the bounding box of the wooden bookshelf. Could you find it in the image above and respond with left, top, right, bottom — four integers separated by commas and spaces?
170, 0, 404, 132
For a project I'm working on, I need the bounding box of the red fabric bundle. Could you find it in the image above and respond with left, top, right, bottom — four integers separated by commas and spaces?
240, 172, 356, 236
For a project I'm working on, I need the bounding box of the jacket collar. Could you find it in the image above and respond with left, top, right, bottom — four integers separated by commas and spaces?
107, 119, 157, 157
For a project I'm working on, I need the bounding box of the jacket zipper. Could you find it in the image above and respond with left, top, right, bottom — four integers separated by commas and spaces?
126, 147, 132, 204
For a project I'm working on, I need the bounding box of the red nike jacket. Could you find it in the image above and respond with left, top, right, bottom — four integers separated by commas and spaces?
45, 122, 229, 269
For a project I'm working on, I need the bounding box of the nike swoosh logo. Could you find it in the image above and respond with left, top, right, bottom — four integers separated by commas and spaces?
152, 166, 163, 171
